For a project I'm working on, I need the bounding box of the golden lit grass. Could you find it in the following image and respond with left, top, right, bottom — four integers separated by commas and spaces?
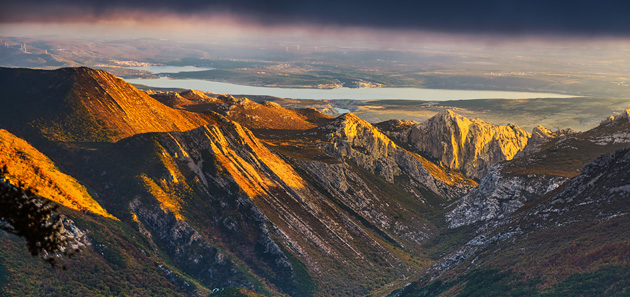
204, 124, 305, 198
0, 129, 116, 219
226, 99, 322, 130
29, 68, 216, 143
140, 175, 184, 220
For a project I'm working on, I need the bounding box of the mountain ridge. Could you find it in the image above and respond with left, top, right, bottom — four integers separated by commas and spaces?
0, 66, 628, 296
0, 66, 213, 143
377, 109, 530, 180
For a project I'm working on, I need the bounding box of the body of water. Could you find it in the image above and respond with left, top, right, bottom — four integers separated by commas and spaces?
126, 77, 575, 101
127, 65, 215, 74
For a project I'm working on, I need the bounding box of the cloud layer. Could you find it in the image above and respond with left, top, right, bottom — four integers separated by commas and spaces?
2, 0, 630, 36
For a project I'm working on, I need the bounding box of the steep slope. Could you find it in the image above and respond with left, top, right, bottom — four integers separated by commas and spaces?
0, 129, 113, 219
399, 148, 630, 296
0, 67, 212, 142
377, 110, 530, 180
317, 113, 475, 198
0, 201, 214, 296
0, 135, 208, 296
447, 109, 630, 228
74, 115, 465, 296
0, 66, 477, 296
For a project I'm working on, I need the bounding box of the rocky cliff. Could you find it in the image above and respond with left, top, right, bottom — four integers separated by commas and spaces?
319, 113, 474, 199
445, 163, 566, 228
378, 110, 530, 179
447, 109, 630, 229
400, 148, 630, 296
516, 125, 576, 157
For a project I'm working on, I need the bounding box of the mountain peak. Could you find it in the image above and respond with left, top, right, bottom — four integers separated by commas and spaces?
436, 109, 460, 117
600, 109, 630, 126
179, 89, 213, 100
379, 110, 530, 179
0, 67, 213, 142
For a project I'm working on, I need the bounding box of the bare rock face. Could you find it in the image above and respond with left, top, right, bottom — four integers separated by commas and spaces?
320, 113, 472, 199
380, 110, 530, 180
599, 109, 630, 126
516, 126, 576, 157
445, 164, 567, 228
96, 116, 442, 295
446, 110, 630, 229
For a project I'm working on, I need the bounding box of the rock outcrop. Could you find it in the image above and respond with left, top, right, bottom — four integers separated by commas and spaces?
378, 110, 530, 179
410, 148, 630, 295
447, 109, 630, 229
82, 115, 449, 295
320, 113, 474, 199
446, 164, 567, 228
516, 126, 576, 157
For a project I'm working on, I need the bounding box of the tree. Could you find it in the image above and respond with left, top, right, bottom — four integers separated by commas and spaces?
0, 165, 78, 268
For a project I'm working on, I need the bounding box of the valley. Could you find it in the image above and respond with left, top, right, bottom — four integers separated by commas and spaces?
0, 66, 627, 296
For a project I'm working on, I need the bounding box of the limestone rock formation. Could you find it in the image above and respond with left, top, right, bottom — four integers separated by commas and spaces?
446, 109, 630, 229
378, 110, 530, 179
320, 113, 474, 199
404, 148, 630, 296
516, 125, 576, 157
446, 164, 567, 228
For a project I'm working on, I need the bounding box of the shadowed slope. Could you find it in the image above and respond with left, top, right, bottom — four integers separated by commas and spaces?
0, 129, 114, 218
401, 148, 630, 296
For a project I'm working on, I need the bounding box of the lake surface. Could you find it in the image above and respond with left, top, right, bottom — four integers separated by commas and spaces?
125, 77, 576, 101
127, 65, 215, 74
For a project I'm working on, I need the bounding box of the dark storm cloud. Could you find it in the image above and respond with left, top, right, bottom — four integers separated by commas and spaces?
2, 0, 630, 36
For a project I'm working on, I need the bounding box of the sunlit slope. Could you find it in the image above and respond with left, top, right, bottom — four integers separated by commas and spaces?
0, 66, 484, 296
377, 110, 531, 180
150, 90, 334, 130
0, 129, 114, 218
77, 121, 414, 295
0, 67, 213, 142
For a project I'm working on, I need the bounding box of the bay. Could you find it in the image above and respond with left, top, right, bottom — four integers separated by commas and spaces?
125, 77, 575, 101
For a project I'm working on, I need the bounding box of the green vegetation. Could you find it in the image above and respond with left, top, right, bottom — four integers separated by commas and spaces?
420, 225, 477, 260
399, 269, 538, 297
401, 265, 630, 297
544, 266, 630, 296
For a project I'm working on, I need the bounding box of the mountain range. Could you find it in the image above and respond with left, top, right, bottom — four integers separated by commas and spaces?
0, 66, 628, 296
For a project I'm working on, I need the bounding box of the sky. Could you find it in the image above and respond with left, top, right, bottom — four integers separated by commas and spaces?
2, 0, 630, 40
